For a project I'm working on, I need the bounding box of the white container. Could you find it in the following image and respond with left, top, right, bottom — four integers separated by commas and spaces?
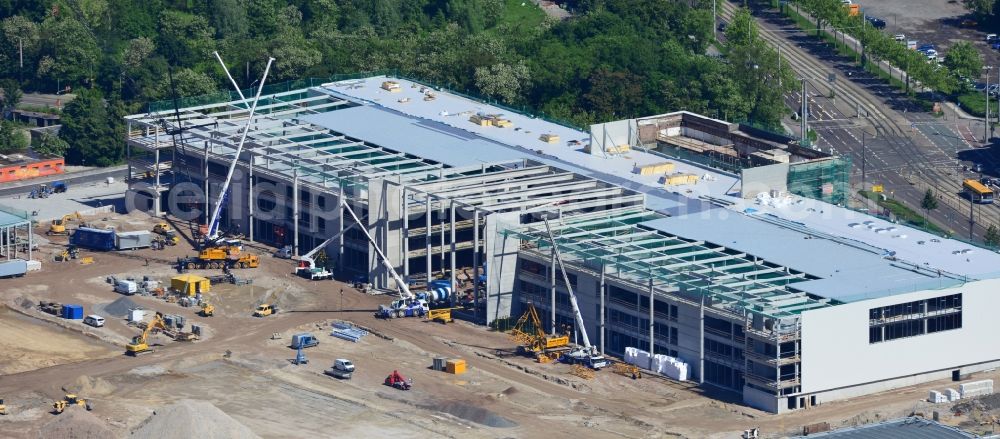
946, 388, 961, 401
960, 379, 994, 398
928, 390, 947, 403
128, 309, 145, 322
26, 260, 41, 272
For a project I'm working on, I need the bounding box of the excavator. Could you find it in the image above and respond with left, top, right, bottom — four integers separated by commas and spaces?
511, 302, 570, 362
126, 312, 168, 356
47, 213, 81, 236
52, 394, 91, 414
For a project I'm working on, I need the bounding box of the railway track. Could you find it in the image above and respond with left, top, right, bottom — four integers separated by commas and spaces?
720, 1, 1000, 238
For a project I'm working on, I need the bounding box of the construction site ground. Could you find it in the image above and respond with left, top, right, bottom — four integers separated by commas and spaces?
3, 211, 1000, 438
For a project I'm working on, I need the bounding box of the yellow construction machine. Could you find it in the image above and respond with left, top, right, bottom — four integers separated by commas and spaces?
510, 302, 569, 362
152, 222, 180, 245
199, 302, 215, 317
47, 213, 81, 236
52, 394, 91, 414
426, 308, 456, 324
0, 398, 6, 415
126, 312, 168, 356
179, 247, 259, 270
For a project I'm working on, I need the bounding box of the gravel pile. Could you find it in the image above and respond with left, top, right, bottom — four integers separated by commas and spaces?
102, 297, 140, 317
130, 399, 259, 439
39, 408, 114, 439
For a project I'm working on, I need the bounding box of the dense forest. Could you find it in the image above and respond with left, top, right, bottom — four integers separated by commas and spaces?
0, 0, 792, 165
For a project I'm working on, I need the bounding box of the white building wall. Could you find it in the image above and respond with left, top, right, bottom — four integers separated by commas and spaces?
800, 278, 1000, 396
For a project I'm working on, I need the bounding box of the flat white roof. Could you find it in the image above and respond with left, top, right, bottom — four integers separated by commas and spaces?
319, 76, 737, 216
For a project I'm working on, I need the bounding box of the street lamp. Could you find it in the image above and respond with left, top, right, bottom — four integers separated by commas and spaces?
985, 66, 994, 142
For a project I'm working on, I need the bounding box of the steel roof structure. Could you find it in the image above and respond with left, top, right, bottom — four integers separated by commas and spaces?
502, 206, 833, 319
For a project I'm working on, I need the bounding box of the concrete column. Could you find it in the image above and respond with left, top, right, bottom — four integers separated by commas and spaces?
599, 264, 605, 355
402, 187, 409, 280
154, 147, 161, 216
338, 186, 344, 261
473, 209, 480, 316
649, 278, 655, 361
699, 294, 705, 384
292, 168, 299, 257
449, 201, 456, 301
425, 195, 432, 281
439, 204, 445, 277
27, 223, 32, 261
248, 152, 254, 241
550, 247, 557, 335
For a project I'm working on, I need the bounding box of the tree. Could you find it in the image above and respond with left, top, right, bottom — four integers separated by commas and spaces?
0, 78, 22, 114
162, 68, 218, 98
121, 37, 155, 73
0, 15, 41, 78
964, 0, 995, 18
944, 41, 983, 80
210, 0, 248, 38
0, 120, 28, 154
37, 17, 101, 85
60, 89, 123, 167
157, 11, 215, 65
986, 224, 1000, 248
33, 131, 69, 157
724, 8, 758, 47
921, 189, 939, 212
474, 61, 531, 103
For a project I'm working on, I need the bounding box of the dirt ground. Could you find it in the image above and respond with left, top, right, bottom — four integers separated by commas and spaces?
2, 210, 1000, 438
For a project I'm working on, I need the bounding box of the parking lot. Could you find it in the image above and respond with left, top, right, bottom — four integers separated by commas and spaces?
856, 0, 1000, 84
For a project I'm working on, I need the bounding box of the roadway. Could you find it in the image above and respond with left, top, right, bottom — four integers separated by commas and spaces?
725, 0, 1000, 241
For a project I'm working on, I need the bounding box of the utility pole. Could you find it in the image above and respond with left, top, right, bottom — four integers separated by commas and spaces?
862, 130, 867, 191
778, 46, 782, 89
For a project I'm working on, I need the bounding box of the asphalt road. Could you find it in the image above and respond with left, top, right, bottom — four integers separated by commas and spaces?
728, 0, 1000, 241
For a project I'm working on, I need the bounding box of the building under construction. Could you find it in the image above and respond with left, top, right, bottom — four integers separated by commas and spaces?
125, 76, 1000, 413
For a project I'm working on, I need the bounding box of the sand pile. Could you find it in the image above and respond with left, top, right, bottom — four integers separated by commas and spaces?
130, 399, 259, 439
102, 297, 140, 317
39, 408, 114, 439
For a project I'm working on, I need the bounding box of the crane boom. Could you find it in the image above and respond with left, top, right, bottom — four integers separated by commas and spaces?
297, 202, 365, 269
342, 202, 413, 299
542, 217, 592, 350
205, 57, 274, 240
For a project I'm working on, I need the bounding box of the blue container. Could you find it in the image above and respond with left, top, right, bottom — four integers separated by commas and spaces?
62, 304, 83, 320
70, 227, 116, 251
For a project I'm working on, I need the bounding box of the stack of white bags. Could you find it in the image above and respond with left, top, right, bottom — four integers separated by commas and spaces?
624, 347, 689, 381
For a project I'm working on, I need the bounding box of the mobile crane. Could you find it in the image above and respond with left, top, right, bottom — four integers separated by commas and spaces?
334, 201, 427, 319
200, 55, 274, 246
126, 312, 168, 356
542, 216, 608, 369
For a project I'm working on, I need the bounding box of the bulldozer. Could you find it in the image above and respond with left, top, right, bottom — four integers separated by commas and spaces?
52, 394, 91, 414
47, 213, 81, 236
509, 302, 569, 362
126, 312, 168, 356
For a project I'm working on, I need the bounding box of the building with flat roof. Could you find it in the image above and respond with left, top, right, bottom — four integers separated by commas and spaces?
124, 75, 1000, 414
795, 417, 979, 439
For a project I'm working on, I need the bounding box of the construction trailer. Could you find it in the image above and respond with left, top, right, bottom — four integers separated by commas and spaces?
125, 76, 1000, 414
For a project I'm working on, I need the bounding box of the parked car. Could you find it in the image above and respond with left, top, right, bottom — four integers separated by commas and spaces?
84, 315, 105, 328
961, 19, 977, 27
894, 34, 906, 42
865, 16, 886, 29
917, 44, 936, 52
987, 34, 998, 42
992, 41, 1000, 50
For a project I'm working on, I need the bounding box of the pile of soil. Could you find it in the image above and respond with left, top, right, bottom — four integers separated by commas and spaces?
39, 408, 114, 439
102, 297, 140, 318
130, 399, 259, 439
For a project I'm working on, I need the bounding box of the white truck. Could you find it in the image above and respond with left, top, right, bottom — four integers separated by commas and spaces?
324, 359, 355, 380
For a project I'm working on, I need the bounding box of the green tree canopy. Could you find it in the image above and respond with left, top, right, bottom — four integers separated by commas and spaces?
60, 89, 124, 167
944, 41, 983, 80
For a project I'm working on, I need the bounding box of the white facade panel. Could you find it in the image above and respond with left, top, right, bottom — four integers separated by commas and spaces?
800, 278, 1000, 394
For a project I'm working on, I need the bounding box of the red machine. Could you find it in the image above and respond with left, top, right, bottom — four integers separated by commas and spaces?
384, 370, 412, 390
